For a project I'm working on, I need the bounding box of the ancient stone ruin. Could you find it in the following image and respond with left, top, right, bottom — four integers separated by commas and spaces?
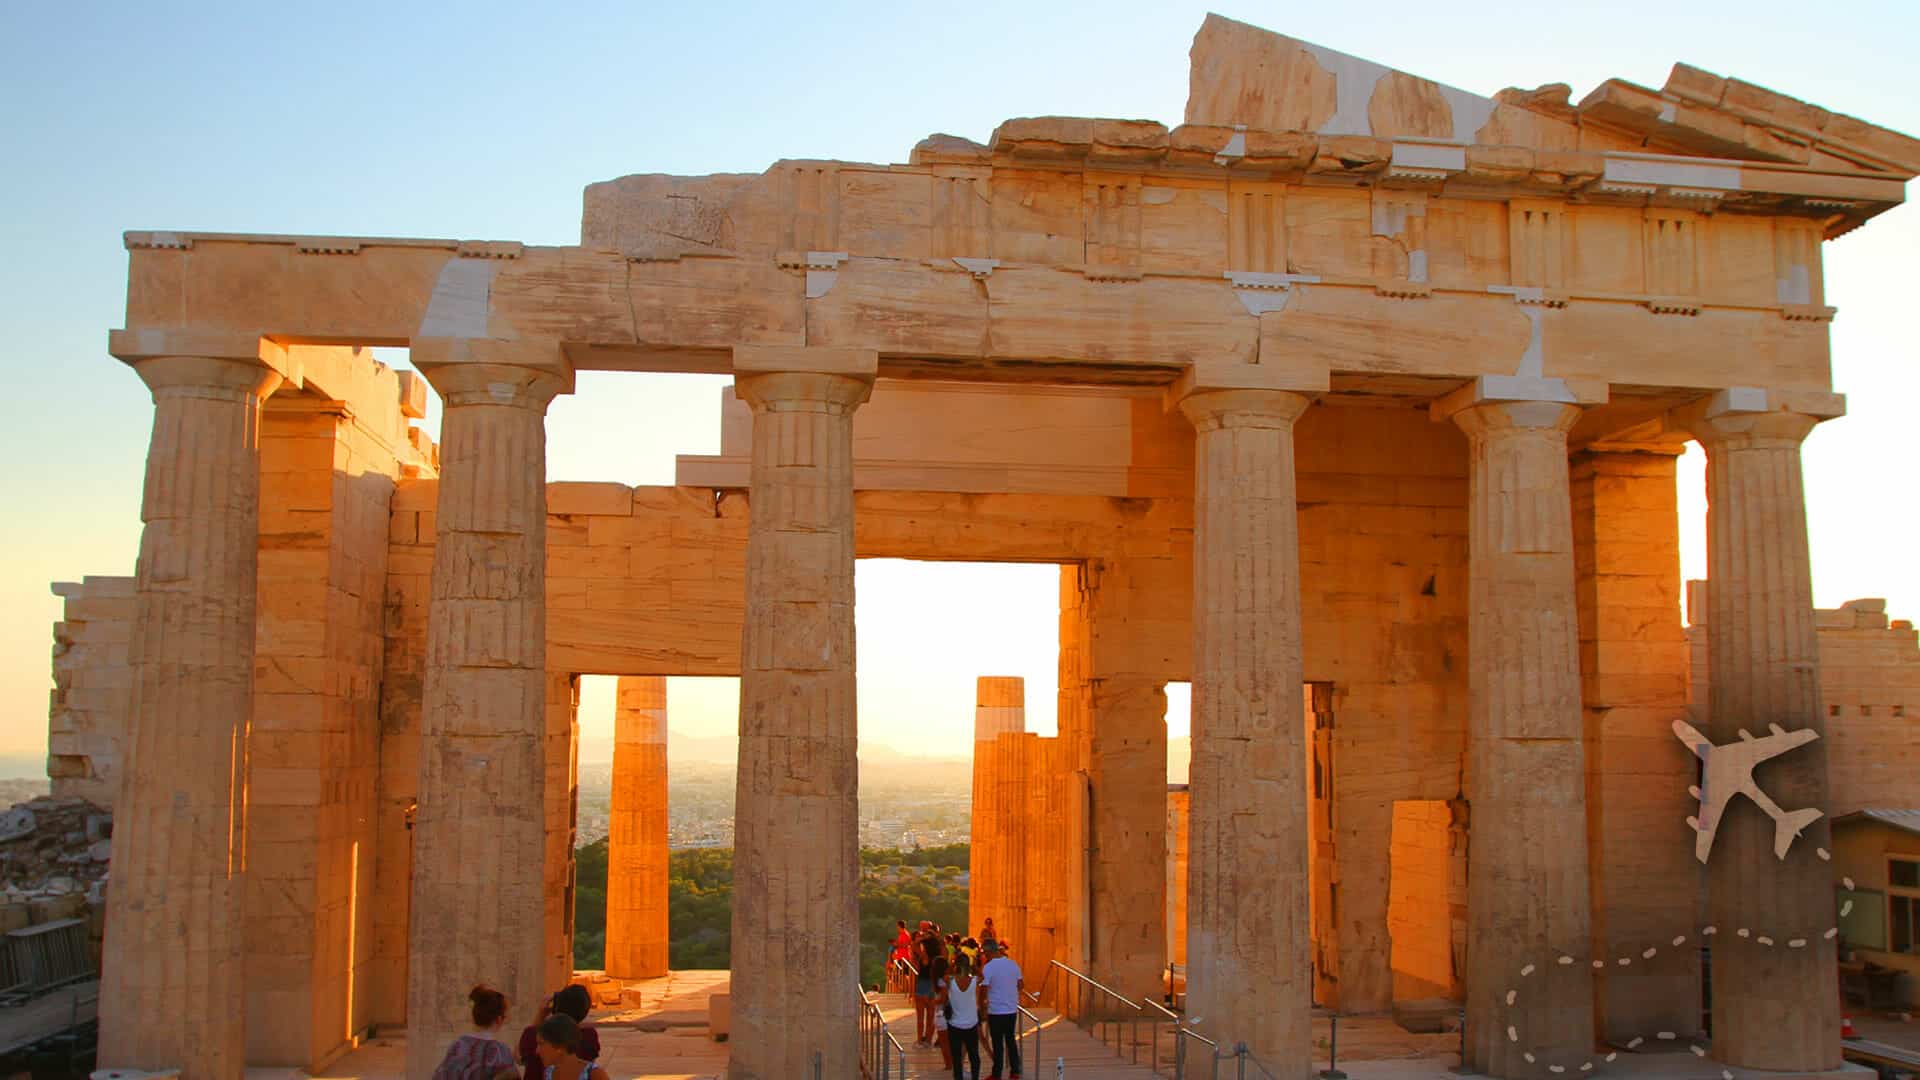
48, 13, 1920, 1080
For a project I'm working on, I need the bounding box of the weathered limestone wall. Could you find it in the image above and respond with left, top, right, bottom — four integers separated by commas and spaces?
605, 676, 668, 980
543, 671, 580, 995
1385, 800, 1461, 1002
243, 389, 403, 1068
1816, 601, 1920, 811
369, 478, 434, 1028
1295, 408, 1470, 1013
1060, 558, 1175, 1000
1572, 448, 1700, 1040
47, 577, 134, 805
1688, 585, 1920, 815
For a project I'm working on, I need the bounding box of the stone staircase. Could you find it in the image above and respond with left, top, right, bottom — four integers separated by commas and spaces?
873, 992, 1162, 1078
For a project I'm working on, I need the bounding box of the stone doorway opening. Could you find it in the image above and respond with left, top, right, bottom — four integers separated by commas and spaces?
1385, 799, 1466, 1010
1306, 683, 1336, 1007
571, 675, 738, 983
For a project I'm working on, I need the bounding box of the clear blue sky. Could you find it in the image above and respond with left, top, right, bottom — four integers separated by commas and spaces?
1, 1, 1915, 772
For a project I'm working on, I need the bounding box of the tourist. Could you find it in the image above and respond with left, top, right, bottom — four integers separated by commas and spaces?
979, 917, 999, 955
889, 919, 914, 992
930, 952, 952, 1069
532, 1013, 611, 1080
913, 921, 939, 1044
915, 920, 952, 1043
429, 984, 519, 1080
959, 936, 980, 968
940, 952, 983, 1080
517, 984, 601, 1080
980, 941, 1024, 1080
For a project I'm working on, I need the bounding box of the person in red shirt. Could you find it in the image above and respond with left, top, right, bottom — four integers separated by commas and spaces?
517, 985, 600, 1080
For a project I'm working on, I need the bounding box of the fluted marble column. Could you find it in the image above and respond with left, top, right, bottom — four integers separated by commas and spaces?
405, 355, 566, 1080
969, 676, 1026, 951
99, 348, 283, 1079
606, 676, 669, 979
728, 346, 874, 1080
1690, 390, 1842, 1072
1441, 384, 1594, 1077
1177, 380, 1313, 1072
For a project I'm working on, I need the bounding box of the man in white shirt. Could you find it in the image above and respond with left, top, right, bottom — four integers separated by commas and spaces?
978, 941, 1024, 1079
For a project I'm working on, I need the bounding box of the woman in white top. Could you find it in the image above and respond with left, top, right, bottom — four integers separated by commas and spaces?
937, 953, 983, 1080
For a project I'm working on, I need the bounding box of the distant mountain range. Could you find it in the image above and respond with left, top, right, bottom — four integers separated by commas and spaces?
578, 729, 968, 769
579, 731, 1192, 783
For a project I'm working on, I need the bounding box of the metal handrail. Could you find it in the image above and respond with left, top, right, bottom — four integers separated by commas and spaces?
1139, 996, 1182, 1075
1043, 959, 1142, 1015
1170, 1030, 1286, 1080
1031, 960, 1167, 1068
856, 982, 907, 1080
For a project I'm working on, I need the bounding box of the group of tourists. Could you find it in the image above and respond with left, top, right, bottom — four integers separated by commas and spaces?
889, 916, 1025, 1080
431, 983, 608, 1080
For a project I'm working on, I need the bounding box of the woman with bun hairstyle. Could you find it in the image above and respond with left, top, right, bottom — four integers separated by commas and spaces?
533, 1013, 611, 1080
430, 984, 521, 1080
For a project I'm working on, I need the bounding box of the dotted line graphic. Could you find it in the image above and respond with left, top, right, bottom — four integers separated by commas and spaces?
1505, 862, 1850, 1077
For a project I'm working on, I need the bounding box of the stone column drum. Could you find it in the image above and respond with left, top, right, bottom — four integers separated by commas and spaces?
606, 676, 670, 979
404, 358, 565, 1079
1691, 392, 1841, 1072
727, 347, 874, 1080
1442, 388, 1595, 1077
99, 350, 283, 1079
1176, 382, 1313, 1071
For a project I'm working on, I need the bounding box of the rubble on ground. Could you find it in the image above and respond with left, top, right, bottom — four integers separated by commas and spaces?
0, 796, 110, 960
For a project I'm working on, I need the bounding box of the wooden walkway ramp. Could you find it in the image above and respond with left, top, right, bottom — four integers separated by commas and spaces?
875, 993, 1161, 1078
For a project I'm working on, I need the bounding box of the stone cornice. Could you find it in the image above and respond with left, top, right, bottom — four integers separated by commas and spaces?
973, 123, 1902, 232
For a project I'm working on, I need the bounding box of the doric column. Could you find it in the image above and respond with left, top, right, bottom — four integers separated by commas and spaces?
969, 676, 1025, 951
404, 344, 568, 1080
98, 337, 285, 1079
727, 346, 874, 1080
1176, 365, 1313, 1072
1688, 388, 1844, 1072
1437, 378, 1596, 1077
606, 676, 669, 980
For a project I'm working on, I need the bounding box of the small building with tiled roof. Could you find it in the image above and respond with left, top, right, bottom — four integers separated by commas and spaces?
1832, 810, 1920, 1008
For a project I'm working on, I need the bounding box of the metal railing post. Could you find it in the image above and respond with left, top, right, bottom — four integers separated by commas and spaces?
1321, 1012, 1348, 1080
